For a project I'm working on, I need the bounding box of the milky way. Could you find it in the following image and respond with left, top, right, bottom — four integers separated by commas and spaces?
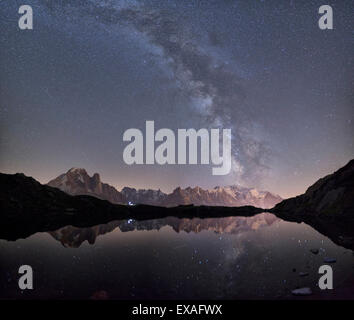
0, 0, 353, 197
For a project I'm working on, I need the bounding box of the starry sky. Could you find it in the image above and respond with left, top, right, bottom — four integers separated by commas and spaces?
0, 0, 353, 198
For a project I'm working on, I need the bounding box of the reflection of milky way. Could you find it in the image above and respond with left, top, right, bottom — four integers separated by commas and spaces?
49, 213, 279, 248
2, 213, 354, 299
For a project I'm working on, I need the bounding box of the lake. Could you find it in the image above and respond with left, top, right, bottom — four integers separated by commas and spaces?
1, 213, 353, 299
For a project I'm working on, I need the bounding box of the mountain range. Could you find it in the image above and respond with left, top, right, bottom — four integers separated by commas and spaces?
0, 171, 264, 240
1, 159, 353, 247
47, 168, 126, 204
47, 168, 282, 208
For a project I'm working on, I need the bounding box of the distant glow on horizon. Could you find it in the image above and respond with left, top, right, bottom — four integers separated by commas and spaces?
0, 0, 353, 198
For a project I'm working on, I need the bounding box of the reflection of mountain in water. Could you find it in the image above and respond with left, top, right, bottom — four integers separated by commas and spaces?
49, 213, 279, 248
49, 222, 120, 248
49, 212, 354, 251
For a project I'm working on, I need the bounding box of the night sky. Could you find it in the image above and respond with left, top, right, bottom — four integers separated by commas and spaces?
1, 0, 353, 197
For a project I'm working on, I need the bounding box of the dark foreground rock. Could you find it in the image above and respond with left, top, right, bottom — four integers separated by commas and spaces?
273, 159, 354, 219
291, 287, 312, 296
269, 159, 354, 250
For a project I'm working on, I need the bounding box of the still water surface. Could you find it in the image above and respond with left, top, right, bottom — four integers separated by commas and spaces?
1, 213, 353, 299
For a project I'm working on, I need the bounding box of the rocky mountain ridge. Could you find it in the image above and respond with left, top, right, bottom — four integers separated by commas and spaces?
48, 168, 282, 208
274, 159, 354, 219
